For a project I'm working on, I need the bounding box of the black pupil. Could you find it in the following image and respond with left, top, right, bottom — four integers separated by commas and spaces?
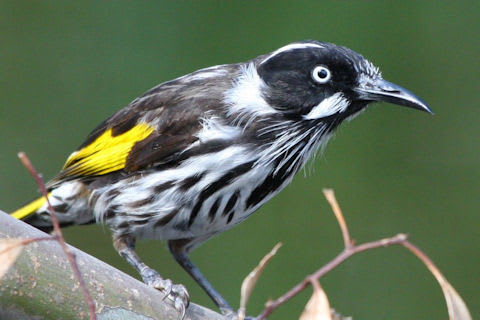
317, 68, 328, 79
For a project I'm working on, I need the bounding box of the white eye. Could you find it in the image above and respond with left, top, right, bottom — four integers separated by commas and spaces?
311, 66, 331, 84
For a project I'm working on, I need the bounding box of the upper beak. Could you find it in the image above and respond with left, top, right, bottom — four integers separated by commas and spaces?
355, 78, 433, 114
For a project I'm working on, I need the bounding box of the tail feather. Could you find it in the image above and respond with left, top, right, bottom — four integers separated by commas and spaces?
11, 196, 49, 220
11, 183, 96, 233
11, 195, 57, 232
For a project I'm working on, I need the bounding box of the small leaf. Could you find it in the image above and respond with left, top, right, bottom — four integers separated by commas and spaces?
440, 279, 472, 320
0, 238, 25, 280
239, 242, 282, 320
404, 241, 472, 320
299, 280, 332, 320
428, 265, 472, 320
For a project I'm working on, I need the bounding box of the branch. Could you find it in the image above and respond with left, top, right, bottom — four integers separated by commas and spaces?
0, 211, 225, 320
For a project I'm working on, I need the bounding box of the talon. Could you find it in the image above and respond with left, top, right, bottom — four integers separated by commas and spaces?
162, 291, 170, 301
139, 266, 190, 317
173, 284, 190, 306
174, 298, 186, 319
148, 279, 190, 318
171, 284, 190, 318
158, 279, 173, 300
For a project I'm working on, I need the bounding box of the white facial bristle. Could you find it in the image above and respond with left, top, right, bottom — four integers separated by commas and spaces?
303, 93, 349, 120
260, 42, 323, 65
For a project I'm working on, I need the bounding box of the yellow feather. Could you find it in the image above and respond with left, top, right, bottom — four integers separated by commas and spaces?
62, 123, 154, 177
11, 196, 49, 220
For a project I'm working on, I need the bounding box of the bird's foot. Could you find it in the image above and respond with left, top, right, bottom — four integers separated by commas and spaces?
141, 267, 190, 318
151, 278, 190, 318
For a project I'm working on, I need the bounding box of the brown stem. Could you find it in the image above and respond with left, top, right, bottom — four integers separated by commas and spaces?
0, 236, 58, 256
323, 189, 352, 248
257, 233, 409, 319
18, 152, 97, 320
401, 240, 436, 270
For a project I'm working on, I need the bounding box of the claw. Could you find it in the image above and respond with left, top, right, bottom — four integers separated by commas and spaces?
174, 298, 186, 319
145, 275, 190, 318
157, 279, 173, 300
169, 283, 190, 319
162, 290, 170, 301
140, 267, 190, 318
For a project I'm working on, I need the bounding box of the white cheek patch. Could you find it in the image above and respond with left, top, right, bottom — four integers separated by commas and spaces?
224, 63, 277, 118
303, 93, 350, 120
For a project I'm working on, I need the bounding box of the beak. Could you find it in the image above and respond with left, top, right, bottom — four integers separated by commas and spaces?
355, 78, 433, 114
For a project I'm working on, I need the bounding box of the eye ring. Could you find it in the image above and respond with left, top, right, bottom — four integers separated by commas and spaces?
311, 66, 331, 84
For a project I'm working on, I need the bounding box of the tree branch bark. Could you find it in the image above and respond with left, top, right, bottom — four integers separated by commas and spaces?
0, 211, 225, 320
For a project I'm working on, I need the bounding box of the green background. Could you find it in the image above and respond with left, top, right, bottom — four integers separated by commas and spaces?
1, 1, 478, 319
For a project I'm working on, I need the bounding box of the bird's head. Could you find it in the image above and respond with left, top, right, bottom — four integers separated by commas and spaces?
254, 41, 432, 125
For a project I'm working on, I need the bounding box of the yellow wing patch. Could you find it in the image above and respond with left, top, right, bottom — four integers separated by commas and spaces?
62, 123, 155, 177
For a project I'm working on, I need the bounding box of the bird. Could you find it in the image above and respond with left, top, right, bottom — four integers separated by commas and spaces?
11, 40, 432, 318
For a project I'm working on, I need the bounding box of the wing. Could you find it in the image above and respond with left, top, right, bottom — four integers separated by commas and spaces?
47, 64, 238, 188
47, 90, 203, 188
59, 122, 155, 177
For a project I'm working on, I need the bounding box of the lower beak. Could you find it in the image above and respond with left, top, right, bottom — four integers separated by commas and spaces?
355, 78, 433, 114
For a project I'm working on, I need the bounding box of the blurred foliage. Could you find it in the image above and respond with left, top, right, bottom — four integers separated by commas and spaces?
1, 1, 479, 319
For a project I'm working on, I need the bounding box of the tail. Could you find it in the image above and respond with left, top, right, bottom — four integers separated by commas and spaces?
11, 182, 96, 232
10, 196, 56, 232
11, 196, 49, 220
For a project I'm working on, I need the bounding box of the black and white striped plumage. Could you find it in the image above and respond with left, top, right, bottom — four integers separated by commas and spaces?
14, 40, 431, 317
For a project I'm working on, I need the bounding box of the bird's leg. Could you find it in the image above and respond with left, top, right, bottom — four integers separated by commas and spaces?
168, 239, 236, 316
113, 236, 190, 317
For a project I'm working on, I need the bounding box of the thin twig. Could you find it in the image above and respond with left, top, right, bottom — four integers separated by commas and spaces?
257, 190, 409, 319
256, 189, 469, 319
322, 189, 352, 248
0, 236, 58, 256
402, 240, 473, 319
18, 152, 96, 320
401, 240, 436, 271
257, 233, 408, 319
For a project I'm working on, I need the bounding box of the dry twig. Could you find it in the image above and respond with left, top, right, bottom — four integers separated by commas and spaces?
17, 152, 97, 320
254, 188, 471, 320
323, 189, 351, 248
